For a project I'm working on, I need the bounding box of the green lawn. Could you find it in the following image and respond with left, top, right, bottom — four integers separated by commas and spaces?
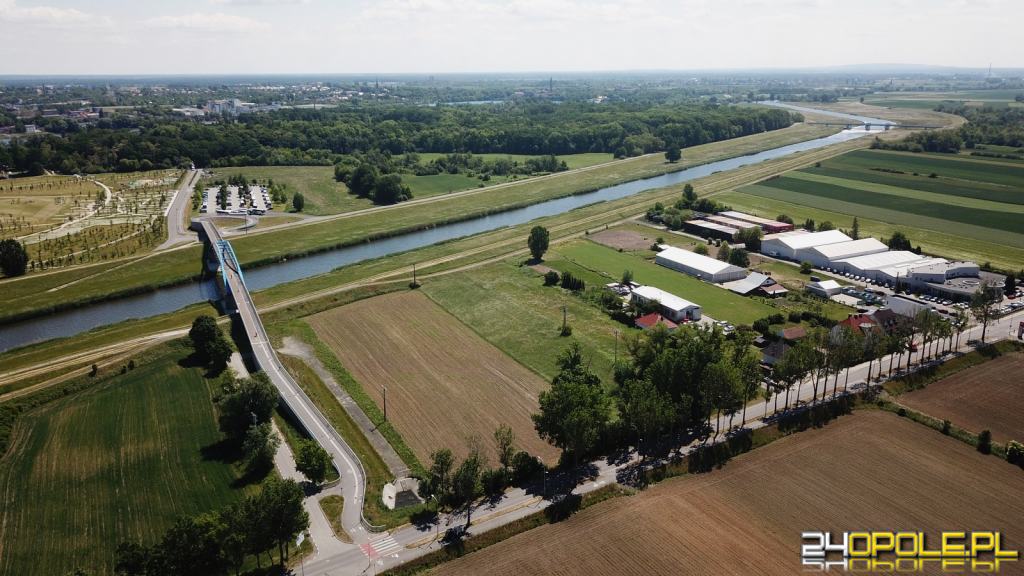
0, 344, 250, 576
422, 261, 625, 388
552, 240, 777, 326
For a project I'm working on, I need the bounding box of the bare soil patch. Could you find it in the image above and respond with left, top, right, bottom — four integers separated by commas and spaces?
900, 352, 1024, 443
589, 229, 654, 251
434, 411, 1024, 576
308, 291, 558, 464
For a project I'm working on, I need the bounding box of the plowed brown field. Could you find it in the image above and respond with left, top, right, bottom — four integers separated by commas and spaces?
308, 291, 558, 464
433, 411, 1024, 576
900, 352, 1024, 443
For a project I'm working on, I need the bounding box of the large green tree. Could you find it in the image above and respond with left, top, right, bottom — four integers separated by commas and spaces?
527, 225, 550, 262
0, 239, 29, 277
533, 342, 611, 464
295, 439, 333, 485
217, 372, 280, 439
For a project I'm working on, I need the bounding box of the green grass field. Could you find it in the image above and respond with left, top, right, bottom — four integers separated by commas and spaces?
422, 261, 625, 387
727, 149, 1024, 264
551, 240, 777, 325
0, 345, 250, 576
216, 154, 615, 216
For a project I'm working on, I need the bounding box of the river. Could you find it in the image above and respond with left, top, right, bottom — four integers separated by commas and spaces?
0, 108, 892, 352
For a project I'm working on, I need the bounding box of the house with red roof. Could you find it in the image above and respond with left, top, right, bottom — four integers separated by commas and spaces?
634, 313, 679, 331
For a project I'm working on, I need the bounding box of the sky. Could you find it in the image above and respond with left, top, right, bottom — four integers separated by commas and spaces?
1, 0, 1022, 75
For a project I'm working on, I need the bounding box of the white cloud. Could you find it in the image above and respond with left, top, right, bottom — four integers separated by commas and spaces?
0, 0, 110, 27
144, 12, 270, 32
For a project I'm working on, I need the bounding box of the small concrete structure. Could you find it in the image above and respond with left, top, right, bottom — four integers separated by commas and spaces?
382, 477, 423, 510
807, 279, 842, 298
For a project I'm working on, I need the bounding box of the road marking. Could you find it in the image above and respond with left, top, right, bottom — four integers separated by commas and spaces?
360, 534, 403, 558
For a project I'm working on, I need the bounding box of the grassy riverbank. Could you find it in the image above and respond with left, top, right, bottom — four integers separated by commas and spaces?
0, 121, 837, 325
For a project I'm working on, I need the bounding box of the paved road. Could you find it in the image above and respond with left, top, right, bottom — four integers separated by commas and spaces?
201, 221, 380, 555
158, 169, 200, 250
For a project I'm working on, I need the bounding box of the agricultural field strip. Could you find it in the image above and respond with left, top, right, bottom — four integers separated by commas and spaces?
307, 291, 559, 463
898, 352, 1024, 444
717, 190, 1023, 271
835, 150, 1024, 187
744, 180, 1024, 247
433, 411, 1024, 576
0, 349, 249, 576
807, 165, 1023, 206
785, 170, 1024, 214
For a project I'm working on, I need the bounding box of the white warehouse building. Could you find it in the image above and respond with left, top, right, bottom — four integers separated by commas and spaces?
655, 246, 747, 283
794, 238, 889, 269
760, 230, 852, 261
832, 251, 947, 285
631, 285, 702, 322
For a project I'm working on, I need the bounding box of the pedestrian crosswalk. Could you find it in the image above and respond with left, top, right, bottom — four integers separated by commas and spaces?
360, 534, 403, 559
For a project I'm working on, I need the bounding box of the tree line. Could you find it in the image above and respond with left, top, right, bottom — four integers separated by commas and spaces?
0, 103, 797, 175
872, 105, 1024, 154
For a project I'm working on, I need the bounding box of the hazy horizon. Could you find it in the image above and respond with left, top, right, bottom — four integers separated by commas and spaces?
2, 0, 1022, 76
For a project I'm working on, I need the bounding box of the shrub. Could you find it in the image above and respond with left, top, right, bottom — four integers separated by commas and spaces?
942, 420, 951, 435
480, 468, 508, 497
543, 270, 560, 286
1007, 441, 1024, 465
897, 407, 907, 417
788, 311, 802, 323
978, 429, 992, 454
128, 359, 136, 371
89, 364, 98, 377
511, 450, 544, 485
559, 324, 573, 337
560, 272, 585, 292
799, 261, 813, 274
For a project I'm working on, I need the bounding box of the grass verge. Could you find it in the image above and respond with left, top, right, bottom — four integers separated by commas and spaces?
318, 495, 352, 544
883, 340, 1024, 396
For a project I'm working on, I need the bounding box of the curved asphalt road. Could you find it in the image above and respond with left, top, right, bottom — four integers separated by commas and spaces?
201, 221, 376, 550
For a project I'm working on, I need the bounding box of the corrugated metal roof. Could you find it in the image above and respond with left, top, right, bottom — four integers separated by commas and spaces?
770, 230, 851, 250
809, 238, 888, 259
656, 246, 745, 275
632, 285, 700, 312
